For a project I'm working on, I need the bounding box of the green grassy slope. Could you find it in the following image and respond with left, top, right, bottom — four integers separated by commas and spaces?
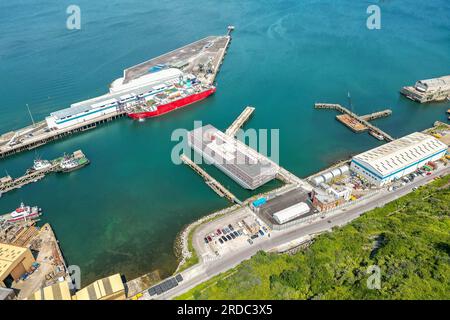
177, 175, 450, 300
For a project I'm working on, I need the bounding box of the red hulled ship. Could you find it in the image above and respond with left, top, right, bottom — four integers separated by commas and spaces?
127, 86, 216, 119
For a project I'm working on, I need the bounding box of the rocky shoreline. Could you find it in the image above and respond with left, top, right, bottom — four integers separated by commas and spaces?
173, 204, 240, 272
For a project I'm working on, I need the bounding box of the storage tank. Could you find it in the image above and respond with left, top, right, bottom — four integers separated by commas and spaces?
338, 165, 349, 175
312, 175, 325, 186
319, 182, 331, 190
330, 168, 342, 177
322, 172, 333, 182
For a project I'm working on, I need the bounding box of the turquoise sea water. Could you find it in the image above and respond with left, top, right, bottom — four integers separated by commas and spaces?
0, 0, 449, 285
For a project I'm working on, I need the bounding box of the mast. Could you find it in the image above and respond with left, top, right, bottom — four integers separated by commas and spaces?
26, 104, 36, 127
347, 91, 353, 113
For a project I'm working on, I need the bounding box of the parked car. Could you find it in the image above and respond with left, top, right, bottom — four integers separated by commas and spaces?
247, 239, 253, 245
222, 228, 227, 234
228, 224, 234, 231
218, 238, 224, 244
226, 235, 232, 241
230, 233, 236, 239
204, 237, 209, 244
238, 230, 243, 236
258, 229, 265, 236
233, 231, 239, 237
221, 236, 227, 242
216, 229, 222, 235
251, 234, 259, 239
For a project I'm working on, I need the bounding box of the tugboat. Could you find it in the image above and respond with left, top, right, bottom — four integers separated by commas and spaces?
31, 159, 52, 171
2, 202, 42, 223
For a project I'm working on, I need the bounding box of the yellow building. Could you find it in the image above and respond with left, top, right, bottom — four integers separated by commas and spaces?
28, 281, 73, 300
0, 243, 35, 287
75, 273, 126, 300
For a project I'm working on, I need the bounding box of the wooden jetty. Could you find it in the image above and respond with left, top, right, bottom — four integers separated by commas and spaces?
225, 106, 255, 137
0, 150, 88, 195
180, 154, 240, 204
314, 103, 394, 141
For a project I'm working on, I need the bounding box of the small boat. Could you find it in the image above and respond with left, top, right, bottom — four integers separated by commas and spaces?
4, 202, 42, 222
369, 130, 384, 141
59, 154, 90, 173
31, 159, 52, 171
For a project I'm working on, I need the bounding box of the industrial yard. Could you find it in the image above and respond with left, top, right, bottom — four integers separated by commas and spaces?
138, 115, 450, 299
0, 222, 70, 300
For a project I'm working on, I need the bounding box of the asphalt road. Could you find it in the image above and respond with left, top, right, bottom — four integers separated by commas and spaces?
153, 166, 449, 300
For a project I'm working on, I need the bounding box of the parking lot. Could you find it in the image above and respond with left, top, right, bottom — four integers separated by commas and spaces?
194, 207, 271, 261
388, 160, 445, 191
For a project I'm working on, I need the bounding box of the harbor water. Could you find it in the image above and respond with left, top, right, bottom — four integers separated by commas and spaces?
0, 0, 449, 285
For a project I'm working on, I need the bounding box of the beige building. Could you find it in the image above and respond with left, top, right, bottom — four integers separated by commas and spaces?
75, 273, 126, 300
28, 281, 73, 300
0, 243, 35, 287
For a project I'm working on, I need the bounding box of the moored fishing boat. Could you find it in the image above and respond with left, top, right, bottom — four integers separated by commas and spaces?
1, 202, 42, 223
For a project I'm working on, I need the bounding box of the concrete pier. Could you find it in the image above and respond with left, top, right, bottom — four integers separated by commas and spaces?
0, 111, 125, 159
180, 154, 240, 204
123, 34, 232, 86
315, 103, 394, 142
0, 150, 88, 195
0, 29, 234, 160
360, 109, 392, 121
225, 106, 255, 137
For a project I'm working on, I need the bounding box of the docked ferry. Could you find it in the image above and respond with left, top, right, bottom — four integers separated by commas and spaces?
127, 84, 216, 120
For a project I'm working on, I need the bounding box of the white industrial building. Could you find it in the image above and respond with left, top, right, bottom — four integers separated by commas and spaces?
45, 68, 184, 130
45, 98, 120, 130
350, 132, 447, 186
273, 202, 310, 225
188, 125, 279, 190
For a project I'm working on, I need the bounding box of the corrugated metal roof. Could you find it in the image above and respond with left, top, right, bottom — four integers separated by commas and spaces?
273, 202, 310, 224
50, 104, 93, 119
418, 75, 450, 90
353, 132, 447, 177
30, 281, 72, 300
75, 273, 124, 300
0, 243, 28, 277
